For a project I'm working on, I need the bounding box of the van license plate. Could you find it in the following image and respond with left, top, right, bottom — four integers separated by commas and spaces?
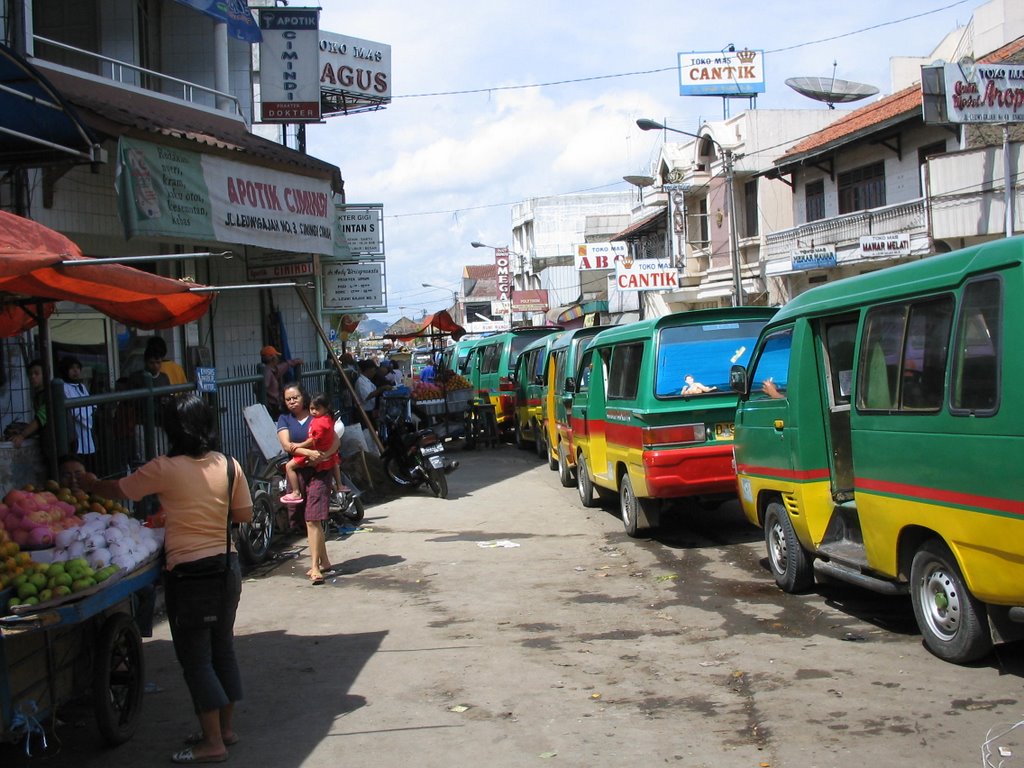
714, 422, 735, 440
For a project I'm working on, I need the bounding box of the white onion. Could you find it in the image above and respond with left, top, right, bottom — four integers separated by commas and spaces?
87, 548, 111, 569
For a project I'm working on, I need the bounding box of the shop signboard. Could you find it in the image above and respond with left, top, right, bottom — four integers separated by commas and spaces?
115, 137, 334, 255
922, 61, 1024, 124
791, 244, 837, 271
495, 248, 511, 303
511, 289, 549, 312
334, 203, 384, 259
319, 30, 392, 115
258, 7, 321, 123
246, 252, 314, 281
678, 48, 765, 96
614, 258, 678, 292
859, 233, 911, 258
575, 242, 626, 270
322, 259, 386, 312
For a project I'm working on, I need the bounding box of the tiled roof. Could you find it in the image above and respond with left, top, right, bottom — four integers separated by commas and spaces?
463, 264, 495, 279
777, 34, 1024, 165
610, 209, 664, 241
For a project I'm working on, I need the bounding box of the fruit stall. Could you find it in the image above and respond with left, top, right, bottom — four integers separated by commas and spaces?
0, 212, 214, 750
385, 310, 473, 439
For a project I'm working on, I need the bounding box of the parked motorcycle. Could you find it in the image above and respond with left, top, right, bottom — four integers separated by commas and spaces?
379, 392, 459, 499
235, 449, 365, 566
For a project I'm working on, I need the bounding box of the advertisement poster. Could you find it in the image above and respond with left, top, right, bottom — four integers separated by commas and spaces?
115, 137, 335, 255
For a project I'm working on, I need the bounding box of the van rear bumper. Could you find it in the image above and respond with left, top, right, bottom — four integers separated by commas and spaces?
641, 444, 736, 498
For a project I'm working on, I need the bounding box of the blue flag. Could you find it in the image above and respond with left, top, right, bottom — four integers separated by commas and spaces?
173, 0, 262, 43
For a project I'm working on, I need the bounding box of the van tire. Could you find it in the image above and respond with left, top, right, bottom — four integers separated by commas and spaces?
535, 427, 548, 461
764, 502, 814, 593
514, 416, 526, 450
557, 443, 574, 487
910, 540, 991, 664
546, 434, 558, 471
620, 474, 658, 538
576, 454, 598, 508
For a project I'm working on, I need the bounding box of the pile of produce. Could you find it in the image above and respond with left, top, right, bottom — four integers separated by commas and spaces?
0, 525, 32, 593
6, 557, 121, 609
51, 511, 162, 573
0, 488, 83, 550
439, 372, 473, 391
411, 381, 444, 402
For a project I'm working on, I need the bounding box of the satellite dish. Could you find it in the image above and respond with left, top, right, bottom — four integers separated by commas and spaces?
786, 76, 879, 109
623, 175, 655, 188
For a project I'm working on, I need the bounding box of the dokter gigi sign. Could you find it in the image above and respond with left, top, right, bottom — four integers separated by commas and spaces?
115, 137, 334, 256
614, 258, 678, 292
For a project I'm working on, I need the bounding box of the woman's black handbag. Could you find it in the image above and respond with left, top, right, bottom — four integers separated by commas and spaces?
169, 457, 235, 630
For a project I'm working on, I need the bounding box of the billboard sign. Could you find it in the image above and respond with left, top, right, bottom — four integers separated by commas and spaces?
319, 30, 392, 115
860, 233, 910, 258
259, 7, 321, 123
494, 247, 511, 302
614, 258, 678, 292
791, 244, 837, 271
678, 48, 765, 96
246, 252, 314, 281
575, 242, 626, 270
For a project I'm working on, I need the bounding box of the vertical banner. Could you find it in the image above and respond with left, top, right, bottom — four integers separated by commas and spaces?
494, 247, 511, 303
259, 7, 321, 122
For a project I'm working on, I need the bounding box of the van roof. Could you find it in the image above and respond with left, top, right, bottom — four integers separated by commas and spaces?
586, 306, 777, 348
549, 325, 607, 352
770, 236, 1024, 326
520, 330, 566, 354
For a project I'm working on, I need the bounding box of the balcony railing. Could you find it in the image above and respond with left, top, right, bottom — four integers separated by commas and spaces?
765, 199, 926, 261
33, 35, 244, 118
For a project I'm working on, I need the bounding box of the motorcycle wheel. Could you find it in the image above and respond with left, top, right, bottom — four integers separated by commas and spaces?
236, 491, 274, 565
340, 495, 366, 523
424, 463, 449, 499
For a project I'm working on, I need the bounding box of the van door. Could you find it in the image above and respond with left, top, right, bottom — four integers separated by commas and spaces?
814, 315, 858, 501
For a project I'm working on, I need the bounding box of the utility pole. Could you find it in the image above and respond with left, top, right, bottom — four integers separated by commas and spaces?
724, 148, 743, 307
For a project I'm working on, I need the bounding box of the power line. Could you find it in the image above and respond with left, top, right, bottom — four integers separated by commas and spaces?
394, 1, 971, 99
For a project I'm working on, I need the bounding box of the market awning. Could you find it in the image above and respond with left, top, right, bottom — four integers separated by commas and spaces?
0, 43, 103, 168
610, 210, 664, 241
550, 300, 608, 324
0, 210, 214, 336
384, 309, 466, 342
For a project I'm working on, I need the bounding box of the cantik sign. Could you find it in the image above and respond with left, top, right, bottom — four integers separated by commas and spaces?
678, 48, 765, 96
614, 258, 678, 292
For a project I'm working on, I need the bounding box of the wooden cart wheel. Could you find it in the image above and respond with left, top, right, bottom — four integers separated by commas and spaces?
93, 612, 145, 745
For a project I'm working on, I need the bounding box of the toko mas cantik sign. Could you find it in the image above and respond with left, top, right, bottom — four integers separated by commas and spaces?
614, 258, 678, 291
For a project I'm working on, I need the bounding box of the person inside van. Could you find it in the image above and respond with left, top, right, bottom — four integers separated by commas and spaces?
761, 377, 785, 399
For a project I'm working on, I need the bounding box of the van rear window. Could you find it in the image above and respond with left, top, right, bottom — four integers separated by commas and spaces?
655, 320, 767, 397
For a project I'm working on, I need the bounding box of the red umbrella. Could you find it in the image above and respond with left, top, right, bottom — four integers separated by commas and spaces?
384, 309, 466, 342
0, 210, 214, 335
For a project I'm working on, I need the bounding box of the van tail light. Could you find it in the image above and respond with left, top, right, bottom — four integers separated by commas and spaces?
642, 423, 706, 448
498, 377, 516, 392
499, 394, 515, 412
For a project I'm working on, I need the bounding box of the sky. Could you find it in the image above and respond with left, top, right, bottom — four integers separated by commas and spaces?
305, 0, 982, 323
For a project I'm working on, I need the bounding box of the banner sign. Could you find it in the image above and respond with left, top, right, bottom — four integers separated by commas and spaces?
115, 137, 334, 255
791, 244, 837, 271
575, 242, 626, 271
246, 251, 313, 281
259, 7, 321, 122
614, 258, 678, 292
173, 0, 262, 43
511, 289, 549, 312
678, 48, 765, 96
859, 233, 910, 258
495, 247, 511, 303
941, 62, 1024, 123
319, 30, 391, 113
322, 259, 386, 311
334, 203, 384, 259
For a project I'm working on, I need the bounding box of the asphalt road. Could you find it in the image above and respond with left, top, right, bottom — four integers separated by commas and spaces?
3, 441, 1022, 767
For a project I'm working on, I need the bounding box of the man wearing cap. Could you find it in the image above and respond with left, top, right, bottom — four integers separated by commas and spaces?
261, 345, 303, 420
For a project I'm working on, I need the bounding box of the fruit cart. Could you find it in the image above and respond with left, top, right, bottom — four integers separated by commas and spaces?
0, 557, 160, 749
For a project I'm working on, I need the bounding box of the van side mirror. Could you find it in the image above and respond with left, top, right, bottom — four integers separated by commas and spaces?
564, 376, 576, 393
729, 364, 748, 393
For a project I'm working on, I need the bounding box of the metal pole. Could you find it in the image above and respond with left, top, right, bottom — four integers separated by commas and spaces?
724, 149, 743, 307
1004, 124, 1014, 239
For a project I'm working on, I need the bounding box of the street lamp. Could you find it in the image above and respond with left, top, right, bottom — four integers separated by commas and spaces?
636, 118, 744, 307
420, 282, 461, 323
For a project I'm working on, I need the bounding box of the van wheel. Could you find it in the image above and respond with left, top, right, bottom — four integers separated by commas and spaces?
557, 443, 574, 487
514, 417, 527, 450
535, 427, 548, 461
576, 454, 597, 508
620, 475, 659, 538
764, 502, 814, 593
910, 540, 991, 664
546, 434, 558, 471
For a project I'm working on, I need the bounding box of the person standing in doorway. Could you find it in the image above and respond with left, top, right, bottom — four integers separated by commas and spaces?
12, 359, 51, 466
147, 335, 187, 385
261, 345, 302, 421
58, 356, 96, 470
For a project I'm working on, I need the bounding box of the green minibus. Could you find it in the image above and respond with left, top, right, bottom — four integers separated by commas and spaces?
572, 307, 775, 536
543, 326, 607, 483
731, 237, 1024, 664
511, 331, 565, 451
463, 328, 562, 430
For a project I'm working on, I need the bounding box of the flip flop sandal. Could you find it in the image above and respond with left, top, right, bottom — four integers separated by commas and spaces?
171, 746, 228, 764
185, 733, 239, 747
310, 576, 325, 585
